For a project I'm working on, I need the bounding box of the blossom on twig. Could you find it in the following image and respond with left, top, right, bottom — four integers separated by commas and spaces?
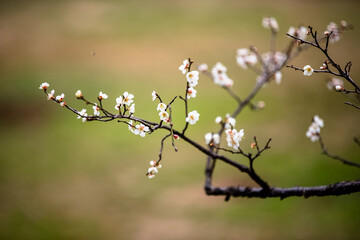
98, 92, 108, 100
303, 65, 314, 76
179, 59, 190, 74
211, 62, 233, 87
186, 110, 200, 125
39, 82, 49, 90
306, 115, 324, 142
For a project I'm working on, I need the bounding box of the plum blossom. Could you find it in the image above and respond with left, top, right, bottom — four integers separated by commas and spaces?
236, 48, 257, 69
215, 116, 222, 124
150, 160, 162, 169
157, 103, 167, 112
262, 17, 279, 32
115, 96, 123, 110
77, 109, 87, 122
327, 78, 344, 90
186, 71, 199, 87
306, 115, 324, 142
225, 128, 245, 150
326, 22, 341, 43
275, 71, 282, 85
47, 90, 55, 100
122, 92, 134, 106
262, 51, 287, 72
98, 92, 108, 100
147, 167, 158, 179
224, 113, 236, 129
186, 110, 200, 125
39, 82, 49, 90
128, 120, 135, 133
134, 124, 149, 137
187, 87, 197, 99
211, 62, 234, 87
179, 59, 190, 74
303, 65, 314, 76
159, 111, 169, 121
198, 63, 208, 72
93, 104, 100, 116
55, 93, 65, 102
129, 103, 135, 114
75, 90, 82, 99
205, 132, 220, 145
60, 102, 66, 107
152, 91, 157, 101
287, 26, 308, 40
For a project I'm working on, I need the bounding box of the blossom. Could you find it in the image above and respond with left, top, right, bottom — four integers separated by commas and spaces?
152, 91, 157, 101
275, 71, 282, 85
150, 160, 162, 169
186, 110, 200, 125
39, 82, 49, 90
262, 51, 287, 72
205, 133, 220, 145
147, 167, 158, 179
77, 109, 87, 122
122, 92, 134, 106
224, 113, 236, 129
256, 101, 266, 109
326, 22, 341, 43
287, 26, 308, 41
47, 90, 55, 100
335, 85, 343, 91
60, 102, 66, 107
128, 120, 135, 133
225, 128, 245, 150
306, 115, 324, 142
187, 87, 197, 99
179, 59, 190, 74
134, 124, 149, 137
157, 103, 167, 112
186, 71, 199, 87
303, 65, 314, 76
55, 93, 65, 102
93, 104, 100, 116
129, 103, 135, 114
159, 111, 169, 121
236, 48, 257, 69
98, 92, 108, 100
215, 116, 222, 124
211, 62, 234, 87
198, 63, 208, 72
327, 78, 344, 90
115, 96, 123, 110
262, 17, 279, 32
75, 90, 82, 99
173, 134, 180, 140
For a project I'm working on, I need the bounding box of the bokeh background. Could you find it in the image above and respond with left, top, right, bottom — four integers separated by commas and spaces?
1, 0, 360, 239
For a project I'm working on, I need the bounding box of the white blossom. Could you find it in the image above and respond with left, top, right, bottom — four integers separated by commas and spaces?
205, 132, 221, 145
224, 113, 236, 129
198, 63, 208, 72
93, 104, 100, 116
77, 109, 87, 122
205, 132, 213, 145
39, 82, 49, 90
186, 71, 199, 87
211, 62, 234, 87
129, 103, 135, 114
236, 48, 257, 69
187, 87, 197, 99
134, 124, 149, 137
303, 65, 314, 76
335, 85, 343, 91
306, 115, 324, 142
115, 96, 123, 110
99, 92, 108, 100
327, 78, 344, 90
128, 120, 135, 133
157, 103, 167, 112
225, 128, 245, 150
75, 90, 82, 98
122, 92, 134, 106
152, 91, 157, 101
262, 17, 279, 32
275, 71, 282, 85
55, 93, 65, 102
59, 102, 66, 107
215, 116, 222, 124
47, 90, 55, 100
313, 115, 324, 128
327, 22, 341, 43
150, 160, 162, 169
159, 111, 169, 121
186, 110, 200, 125
179, 59, 190, 74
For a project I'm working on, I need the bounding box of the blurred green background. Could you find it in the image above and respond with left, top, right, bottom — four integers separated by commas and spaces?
1, 0, 360, 239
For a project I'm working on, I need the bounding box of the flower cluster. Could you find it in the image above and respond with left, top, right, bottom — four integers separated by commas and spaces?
204, 132, 220, 145
211, 62, 234, 87
306, 115, 324, 142
262, 17, 279, 32
157, 102, 170, 123
236, 48, 258, 69
287, 26, 308, 41
115, 91, 135, 115
215, 114, 236, 129
225, 128, 245, 150
147, 160, 162, 179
